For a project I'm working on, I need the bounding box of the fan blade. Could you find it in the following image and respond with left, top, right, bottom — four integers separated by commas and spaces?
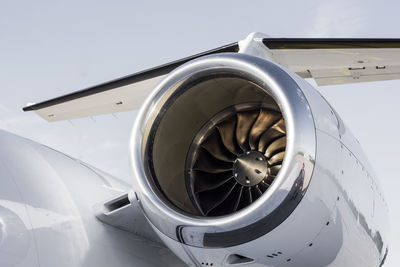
193, 171, 233, 193
252, 185, 262, 200
198, 179, 237, 215
216, 117, 241, 155
233, 186, 244, 211
193, 148, 233, 173
238, 187, 253, 210
268, 151, 285, 166
264, 175, 275, 185
246, 187, 253, 203
201, 130, 236, 162
265, 136, 286, 158
258, 121, 286, 152
269, 165, 282, 176
236, 110, 259, 152
259, 180, 269, 192
207, 183, 243, 216
271, 118, 286, 133
249, 110, 281, 150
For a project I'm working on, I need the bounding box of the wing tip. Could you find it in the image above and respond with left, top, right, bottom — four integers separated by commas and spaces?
23, 103, 36, 111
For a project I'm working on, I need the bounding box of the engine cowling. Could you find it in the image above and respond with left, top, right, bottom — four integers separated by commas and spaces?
130, 52, 389, 266
127, 50, 392, 267
130, 52, 317, 260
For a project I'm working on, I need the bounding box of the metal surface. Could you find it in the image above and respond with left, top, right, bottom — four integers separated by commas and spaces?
23, 43, 239, 112
23, 33, 400, 122
185, 105, 286, 216
13, 32, 391, 266
0, 130, 185, 267
130, 52, 316, 248
241, 33, 400, 86
130, 50, 388, 266
233, 151, 268, 186
22, 42, 239, 121
261, 37, 400, 86
262, 38, 400, 49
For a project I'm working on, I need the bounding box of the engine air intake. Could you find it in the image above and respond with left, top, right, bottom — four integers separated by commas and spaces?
132, 53, 316, 248
144, 71, 288, 217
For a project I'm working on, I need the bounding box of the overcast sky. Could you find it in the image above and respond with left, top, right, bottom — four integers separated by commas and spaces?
1, 0, 399, 266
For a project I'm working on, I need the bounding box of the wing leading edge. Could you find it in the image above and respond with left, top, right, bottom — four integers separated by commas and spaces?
23, 36, 400, 122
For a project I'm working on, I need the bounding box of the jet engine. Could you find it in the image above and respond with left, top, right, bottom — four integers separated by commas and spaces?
129, 53, 386, 266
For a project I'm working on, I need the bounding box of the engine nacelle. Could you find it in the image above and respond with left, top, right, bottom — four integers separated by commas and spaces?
130, 53, 388, 266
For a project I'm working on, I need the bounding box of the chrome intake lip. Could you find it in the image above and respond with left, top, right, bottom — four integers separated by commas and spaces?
130, 53, 316, 248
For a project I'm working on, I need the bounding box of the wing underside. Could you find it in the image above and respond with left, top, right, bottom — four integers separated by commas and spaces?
24, 37, 400, 122
23, 42, 239, 121
263, 38, 400, 86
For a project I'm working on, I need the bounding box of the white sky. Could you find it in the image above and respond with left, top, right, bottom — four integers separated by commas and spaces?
1, 0, 399, 265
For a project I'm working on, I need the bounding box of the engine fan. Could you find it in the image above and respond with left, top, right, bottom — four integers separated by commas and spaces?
186, 105, 286, 216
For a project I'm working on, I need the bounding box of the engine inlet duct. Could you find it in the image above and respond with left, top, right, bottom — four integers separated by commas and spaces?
186, 105, 286, 216
130, 53, 316, 248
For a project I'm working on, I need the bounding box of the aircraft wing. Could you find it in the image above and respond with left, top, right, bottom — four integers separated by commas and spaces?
23, 37, 400, 122
23, 42, 240, 122
263, 38, 400, 86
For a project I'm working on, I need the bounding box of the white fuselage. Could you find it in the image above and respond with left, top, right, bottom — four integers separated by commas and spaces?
0, 130, 185, 267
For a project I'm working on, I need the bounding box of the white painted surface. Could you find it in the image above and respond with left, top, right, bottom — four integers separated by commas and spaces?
0, 130, 185, 267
